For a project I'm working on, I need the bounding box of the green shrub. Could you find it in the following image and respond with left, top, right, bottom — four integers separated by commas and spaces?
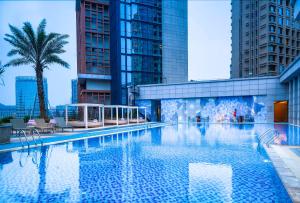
23, 116, 30, 123
0, 116, 14, 124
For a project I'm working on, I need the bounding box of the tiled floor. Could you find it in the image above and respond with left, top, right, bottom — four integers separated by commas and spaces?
265, 145, 300, 203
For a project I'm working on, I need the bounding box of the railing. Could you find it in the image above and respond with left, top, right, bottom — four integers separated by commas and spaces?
257, 128, 280, 147
15, 129, 43, 148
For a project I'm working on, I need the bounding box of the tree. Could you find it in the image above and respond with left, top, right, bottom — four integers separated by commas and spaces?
0, 61, 5, 86
4, 19, 70, 119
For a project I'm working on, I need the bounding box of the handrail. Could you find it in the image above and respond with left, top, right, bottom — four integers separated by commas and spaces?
257, 128, 273, 140
17, 130, 29, 147
257, 129, 279, 147
31, 128, 42, 145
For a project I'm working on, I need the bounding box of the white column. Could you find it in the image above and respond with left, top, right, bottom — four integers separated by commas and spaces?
102, 106, 105, 127
137, 107, 139, 123
111, 107, 113, 120
289, 80, 292, 123
84, 105, 88, 129
98, 106, 101, 123
65, 105, 68, 125
116, 106, 119, 126
293, 79, 296, 125
127, 107, 129, 124
298, 76, 300, 125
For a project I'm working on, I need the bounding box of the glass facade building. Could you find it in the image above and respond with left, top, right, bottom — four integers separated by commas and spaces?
110, 0, 163, 104
292, 0, 300, 20
76, 0, 188, 105
71, 79, 78, 104
15, 76, 48, 118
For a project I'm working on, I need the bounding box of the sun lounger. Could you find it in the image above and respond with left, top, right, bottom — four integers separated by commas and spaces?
35, 119, 55, 133
54, 117, 74, 132
10, 118, 32, 134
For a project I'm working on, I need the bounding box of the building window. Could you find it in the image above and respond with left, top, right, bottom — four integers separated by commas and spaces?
269, 35, 276, 42
286, 19, 290, 26
278, 7, 283, 15
127, 56, 132, 71
268, 45, 275, 51
269, 15, 276, 22
126, 39, 131, 54
286, 8, 290, 17
277, 0, 282, 5
126, 4, 131, 20
278, 27, 283, 34
278, 17, 283, 25
120, 3, 125, 19
269, 5, 276, 13
269, 25, 276, 32
120, 21, 125, 36
269, 55, 275, 61
121, 38, 126, 53
121, 55, 126, 70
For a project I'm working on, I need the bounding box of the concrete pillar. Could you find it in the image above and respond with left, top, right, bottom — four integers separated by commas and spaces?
127, 108, 129, 124
289, 80, 292, 123
116, 106, 119, 126
102, 106, 105, 127
294, 79, 297, 125
65, 105, 68, 125
137, 107, 139, 123
298, 76, 300, 126
84, 105, 88, 129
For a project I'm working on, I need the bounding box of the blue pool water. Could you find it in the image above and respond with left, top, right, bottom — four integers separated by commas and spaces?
0, 124, 293, 202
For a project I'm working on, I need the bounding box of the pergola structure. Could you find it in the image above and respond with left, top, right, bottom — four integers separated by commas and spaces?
65, 103, 104, 129
65, 103, 147, 129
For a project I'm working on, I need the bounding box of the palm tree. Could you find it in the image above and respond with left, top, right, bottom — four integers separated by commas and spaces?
0, 61, 5, 86
4, 19, 69, 119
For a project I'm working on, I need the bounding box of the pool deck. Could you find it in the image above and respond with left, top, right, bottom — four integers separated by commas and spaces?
265, 145, 300, 203
0, 122, 166, 153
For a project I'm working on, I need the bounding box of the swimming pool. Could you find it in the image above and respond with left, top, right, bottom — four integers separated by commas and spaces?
0, 124, 294, 202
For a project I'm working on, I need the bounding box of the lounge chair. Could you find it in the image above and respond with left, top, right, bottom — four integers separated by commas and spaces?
35, 119, 55, 133
54, 117, 74, 132
10, 118, 32, 134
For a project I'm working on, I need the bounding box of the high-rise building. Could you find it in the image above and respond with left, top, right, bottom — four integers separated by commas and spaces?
15, 76, 48, 118
291, 0, 300, 20
110, 0, 188, 104
76, 0, 111, 104
71, 79, 78, 104
231, 0, 300, 78
76, 0, 188, 105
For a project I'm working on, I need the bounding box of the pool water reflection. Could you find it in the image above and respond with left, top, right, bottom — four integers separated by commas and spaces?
0, 124, 294, 202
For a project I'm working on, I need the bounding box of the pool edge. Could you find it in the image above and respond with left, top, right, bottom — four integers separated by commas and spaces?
0, 122, 168, 153
264, 145, 300, 203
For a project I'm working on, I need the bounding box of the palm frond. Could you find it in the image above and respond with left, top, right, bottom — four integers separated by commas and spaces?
22, 22, 37, 55
3, 58, 31, 67
42, 54, 70, 69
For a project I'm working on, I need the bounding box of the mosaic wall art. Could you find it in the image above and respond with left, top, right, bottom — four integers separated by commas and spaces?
137, 96, 267, 123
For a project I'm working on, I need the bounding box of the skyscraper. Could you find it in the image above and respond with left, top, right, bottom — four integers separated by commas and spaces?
76, 0, 111, 104
291, 0, 300, 20
231, 0, 300, 78
76, 0, 188, 105
71, 79, 78, 104
15, 76, 48, 118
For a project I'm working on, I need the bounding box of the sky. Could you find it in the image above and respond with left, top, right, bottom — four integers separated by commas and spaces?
0, 0, 231, 106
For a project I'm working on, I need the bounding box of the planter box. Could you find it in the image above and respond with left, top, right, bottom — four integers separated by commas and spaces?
0, 124, 12, 144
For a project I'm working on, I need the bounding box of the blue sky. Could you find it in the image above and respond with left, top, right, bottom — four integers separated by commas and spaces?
0, 0, 231, 106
